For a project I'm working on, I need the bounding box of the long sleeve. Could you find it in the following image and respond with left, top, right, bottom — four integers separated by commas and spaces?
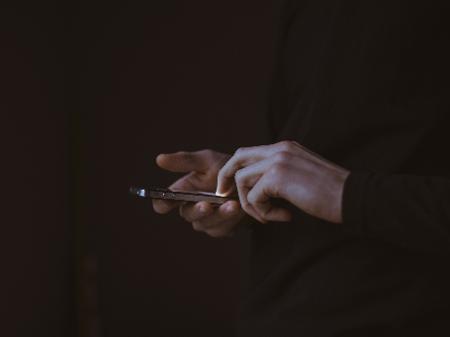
343, 172, 450, 255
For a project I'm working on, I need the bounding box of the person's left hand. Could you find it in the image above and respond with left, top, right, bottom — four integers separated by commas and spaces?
216, 141, 350, 224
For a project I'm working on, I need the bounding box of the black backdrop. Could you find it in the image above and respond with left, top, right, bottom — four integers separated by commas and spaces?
1, 2, 73, 337
1, 1, 279, 336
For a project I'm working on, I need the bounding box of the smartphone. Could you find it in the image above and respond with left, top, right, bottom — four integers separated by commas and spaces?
129, 186, 234, 205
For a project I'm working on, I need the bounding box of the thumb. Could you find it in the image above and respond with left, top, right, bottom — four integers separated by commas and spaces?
156, 151, 209, 173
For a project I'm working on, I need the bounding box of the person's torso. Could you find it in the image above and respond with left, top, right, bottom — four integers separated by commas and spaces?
238, 1, 450, 336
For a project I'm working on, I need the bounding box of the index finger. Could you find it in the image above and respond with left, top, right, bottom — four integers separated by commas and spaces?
216, 146, 269, 196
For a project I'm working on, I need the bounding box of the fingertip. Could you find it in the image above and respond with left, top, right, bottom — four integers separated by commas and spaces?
156, 153, 168, 167
221, 200, 240, 214
152, 199, 175, 214
152, 204, 166, 214
196, 201, 213, 214
215, 183, 225, 196
216, 184, 234, 197
215, 172, 232, 196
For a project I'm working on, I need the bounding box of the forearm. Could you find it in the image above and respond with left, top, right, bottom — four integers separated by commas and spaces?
343, 172, 450, 255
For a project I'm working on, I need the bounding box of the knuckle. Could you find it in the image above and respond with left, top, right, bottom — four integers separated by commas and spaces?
234, 147, 247, 156
269, 162, 287, 177
235, 169, 244, 183
292, 140, 302, 148
274, 151, 292, 163
278, 140, 295, 151
200, 149, 214, 157
176, 151, 189, 158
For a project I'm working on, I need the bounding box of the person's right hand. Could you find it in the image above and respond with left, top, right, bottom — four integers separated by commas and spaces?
153, 149, 246, 238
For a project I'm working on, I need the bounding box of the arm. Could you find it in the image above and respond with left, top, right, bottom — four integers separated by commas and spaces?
343, 172, 450, 255
216, 141, 450, 255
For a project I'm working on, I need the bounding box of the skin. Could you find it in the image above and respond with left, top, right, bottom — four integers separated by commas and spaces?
154, 141, 350, 238
152, 149, 246, 238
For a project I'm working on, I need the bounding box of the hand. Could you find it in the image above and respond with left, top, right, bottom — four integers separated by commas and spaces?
153, 149, 246, 238
216, 141, 350, 224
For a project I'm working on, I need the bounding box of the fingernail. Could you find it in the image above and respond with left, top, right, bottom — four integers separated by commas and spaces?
216, 187, 230, 197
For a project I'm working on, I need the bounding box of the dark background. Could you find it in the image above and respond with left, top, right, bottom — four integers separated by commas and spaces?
1, 2, 73, 337
1, 1, 278, 336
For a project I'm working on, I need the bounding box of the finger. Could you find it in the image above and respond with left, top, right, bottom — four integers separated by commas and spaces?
192, 201, 242, 232
152, 173, 199, 214
179, 201, 215, 222
152, 199, 181, 214
247, 175, 292, 222
200, 201, 245, 237
235, 177, 267, 224
234, 157, 278, 189
233, 158, 285, 223
156, 150, 210, 173
216, 142, 298, 195
216, 146, 271, 196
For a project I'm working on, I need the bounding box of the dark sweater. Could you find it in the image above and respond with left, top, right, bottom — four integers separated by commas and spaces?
237, 1, 450, 336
